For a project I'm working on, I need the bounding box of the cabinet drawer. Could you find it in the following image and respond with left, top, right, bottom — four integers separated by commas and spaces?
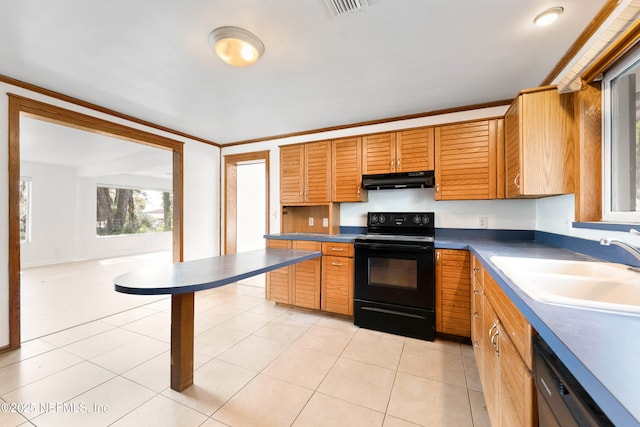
267, 239, 292, 249
483, 271, 533, 370
321, 242, 354, 257
293, 240, 322, 251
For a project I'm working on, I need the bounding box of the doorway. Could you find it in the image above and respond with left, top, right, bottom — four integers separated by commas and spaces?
223, 151, 270, 255
7, 94, 184, 350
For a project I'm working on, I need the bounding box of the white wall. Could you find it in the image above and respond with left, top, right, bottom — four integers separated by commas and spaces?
0, 83, 221, 348
237, 162, 266, 252
20, 161, 174, 267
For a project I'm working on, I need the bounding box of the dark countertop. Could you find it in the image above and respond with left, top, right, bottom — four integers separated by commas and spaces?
267, 232, 639, 425
440, 237, 640, 427
113, 248, 321, 295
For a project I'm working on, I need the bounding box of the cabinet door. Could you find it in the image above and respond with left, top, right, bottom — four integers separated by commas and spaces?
481, 297, 500, 426
292, 241, 321, 309
396, 127, 434, 172
362, 132, 396, 174
499, 330, 537, 427
471, 256, 484, 369
280, 145, 305, 203
304, 141, 332, 203
505, 98, 523, 198
505, 87, 575, 198
435, 119, 501, 200
332, 136, 365, 202
265, 239, 292, 304
321, 255, 354, 315
435, 249, 471, 337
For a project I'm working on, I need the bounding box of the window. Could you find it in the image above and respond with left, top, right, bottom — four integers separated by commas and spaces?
19, 178, 32, 243
96, 186, 172, 236
603, 45, 640, 222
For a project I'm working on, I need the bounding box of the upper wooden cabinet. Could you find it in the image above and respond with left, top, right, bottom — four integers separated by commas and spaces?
434, 119, 504, 200
331, 136, 366, 202
280, 141, 331, 204
505, 86, 575, 198
362, 128, 434, 175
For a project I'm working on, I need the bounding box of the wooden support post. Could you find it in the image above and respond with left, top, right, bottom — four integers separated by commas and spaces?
170, 292, 195, 391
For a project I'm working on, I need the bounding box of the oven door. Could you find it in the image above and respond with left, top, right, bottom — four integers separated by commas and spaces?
354, 241, 435, 309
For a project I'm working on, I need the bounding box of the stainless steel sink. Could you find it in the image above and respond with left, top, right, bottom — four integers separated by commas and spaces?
490, 256, 640, 314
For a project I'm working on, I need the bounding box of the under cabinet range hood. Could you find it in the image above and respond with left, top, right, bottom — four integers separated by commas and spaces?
362, 170, 435, 190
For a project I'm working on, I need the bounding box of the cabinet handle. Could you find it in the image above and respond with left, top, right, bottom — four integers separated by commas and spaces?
436, 251, 441, 264
390, 159, 395, 169
304, 190, 308, 200
397, 159, 401, 170
331, 247, 344, 252
357, 186, 361, 195
331, 262, 344, 267
491, 329, 500, 354
436, 183, 440, 193
514, 173, 520, 190
488, 322, 497, 340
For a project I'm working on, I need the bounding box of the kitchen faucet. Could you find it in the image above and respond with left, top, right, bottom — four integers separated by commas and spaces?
599, 229, 640, 267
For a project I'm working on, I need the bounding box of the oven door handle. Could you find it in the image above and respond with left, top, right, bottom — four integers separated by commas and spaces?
355, 242, 433, 252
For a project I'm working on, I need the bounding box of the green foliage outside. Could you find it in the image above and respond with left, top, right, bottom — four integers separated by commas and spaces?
96, 187, 172, 236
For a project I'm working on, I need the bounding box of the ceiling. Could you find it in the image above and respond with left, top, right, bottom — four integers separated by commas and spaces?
1, 0, 607, 144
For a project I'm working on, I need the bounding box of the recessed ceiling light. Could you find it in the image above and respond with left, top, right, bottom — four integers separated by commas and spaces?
208, 26, 265, 67
534, 7, 564, 27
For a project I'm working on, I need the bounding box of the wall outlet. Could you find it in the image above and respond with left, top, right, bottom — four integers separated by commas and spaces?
308, 217, 314, 226
322, 217, 329, 227
479, 216, 488, 229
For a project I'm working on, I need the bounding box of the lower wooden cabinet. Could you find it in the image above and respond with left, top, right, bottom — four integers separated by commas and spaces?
265, 239, 292, 304
475, 265, 537, 427
321, 242, 354, 315
435, 249, 471, 338
266, 239, 353, 315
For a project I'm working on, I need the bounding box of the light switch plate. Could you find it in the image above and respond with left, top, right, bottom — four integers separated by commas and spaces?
308, 217, 314, 226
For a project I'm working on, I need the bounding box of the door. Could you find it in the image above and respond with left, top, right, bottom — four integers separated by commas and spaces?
224, 151, 270, 254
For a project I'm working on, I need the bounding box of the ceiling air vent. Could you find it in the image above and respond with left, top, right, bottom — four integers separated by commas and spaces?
324, 0, 369, 17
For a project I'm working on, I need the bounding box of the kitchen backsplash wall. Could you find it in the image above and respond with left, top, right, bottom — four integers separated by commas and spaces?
340, 188, 536, 230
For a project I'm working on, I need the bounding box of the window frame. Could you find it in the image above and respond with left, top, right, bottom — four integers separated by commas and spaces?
602, 45, 640, 223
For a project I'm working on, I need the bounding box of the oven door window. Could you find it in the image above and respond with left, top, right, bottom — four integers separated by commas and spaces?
369, 258, 417, 289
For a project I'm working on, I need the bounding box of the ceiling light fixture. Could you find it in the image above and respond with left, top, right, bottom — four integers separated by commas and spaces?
533, 7, 564, 27
208, 26, 264, 67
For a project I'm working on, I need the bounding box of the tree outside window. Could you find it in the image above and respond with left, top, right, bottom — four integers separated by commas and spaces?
96, 186, 172, 236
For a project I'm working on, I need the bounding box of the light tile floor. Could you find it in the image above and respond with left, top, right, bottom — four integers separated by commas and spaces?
3, 256, 491, 426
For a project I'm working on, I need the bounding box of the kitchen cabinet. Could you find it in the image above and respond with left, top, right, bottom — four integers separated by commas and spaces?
475, 267, 536, 427
280, 140, 331, 204
265, 239, 293, 304
331, 136, 366, 202
505, 86, 574, 198
291, 240, 322, 310
434, 118, 504, 200
265, 239, 321, 310
321, 242, 354, 315
435, 249, 471, 338
471, 255, 484, 374
362, 127, 434, 175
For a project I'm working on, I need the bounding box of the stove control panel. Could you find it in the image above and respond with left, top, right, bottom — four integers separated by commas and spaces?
367, 212, 434, 229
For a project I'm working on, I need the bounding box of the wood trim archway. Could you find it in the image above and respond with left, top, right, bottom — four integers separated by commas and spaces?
223, 151, 270, 254
5, 94, 184, 351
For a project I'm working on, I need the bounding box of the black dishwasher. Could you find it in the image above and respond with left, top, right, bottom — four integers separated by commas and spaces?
533, 335, 613, 427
